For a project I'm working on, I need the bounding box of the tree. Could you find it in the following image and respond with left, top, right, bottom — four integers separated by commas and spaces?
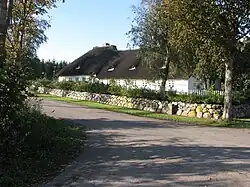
0, 0, 13, 68
167, 0, 250, 120
128, 0, 193, 95
6, 0, 64, 63
0, 0, 65, 68
233, 40, 250, 94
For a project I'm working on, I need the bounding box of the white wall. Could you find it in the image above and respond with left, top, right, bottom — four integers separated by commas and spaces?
167, 79, 189, 93
58, 75, 91, 82
59, 76, 203, 93
99, 79, 189, 92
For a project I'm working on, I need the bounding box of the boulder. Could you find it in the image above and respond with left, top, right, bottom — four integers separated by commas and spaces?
202, 108, 208, 113
203, 112, 212, 119
209, 109, 215, 114
196, 105, 202, 113
207, 104, 212, 109
213, 114, 221, 120
176, 109, 182, 116
188, 111, 196, 118
181, 111, 188, 117
201, 104, 205, 108
197, 112, 203, 118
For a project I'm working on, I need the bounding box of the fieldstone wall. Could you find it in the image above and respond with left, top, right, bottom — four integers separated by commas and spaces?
38, 87, 250, 119
174, 103, 223, 120
41, 88, 174, 114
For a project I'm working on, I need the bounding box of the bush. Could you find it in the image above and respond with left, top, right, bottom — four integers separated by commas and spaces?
84, 82, 108, 93
0, 65, 29, 141
126, 88, 163, 100
34, 79, 250, 105
232, 90, 250, 105
107, 81, 126, 96
56, 81, 75, 90
0, 65, 85, 186
0, 99, 86, 186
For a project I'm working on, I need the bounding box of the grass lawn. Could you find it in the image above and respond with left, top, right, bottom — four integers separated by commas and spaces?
39, 94, 250, 128
1, 111, 86, 187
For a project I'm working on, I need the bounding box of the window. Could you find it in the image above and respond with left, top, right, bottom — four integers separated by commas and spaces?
129, 66, 136, 71
108, 67, 114, 72
76, 66, 80, 70
75, 77, 79, 81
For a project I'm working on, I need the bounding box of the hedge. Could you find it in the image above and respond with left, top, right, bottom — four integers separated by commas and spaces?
32, 79, 249, 105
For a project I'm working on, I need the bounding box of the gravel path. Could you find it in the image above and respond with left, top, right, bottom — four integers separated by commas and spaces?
42, 99, 250, 187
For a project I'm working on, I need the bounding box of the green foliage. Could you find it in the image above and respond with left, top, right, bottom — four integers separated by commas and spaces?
84, 82, 109, 94
166, 0, 250, 119
55, 81, 75, 90
29, 59, 68, 80
6, 0, 65, 62
35, 79, 250, 104
0, 100, 85, 186
128, 0, 195, 91
0, 65, 29, 129
126, 88, 163, 100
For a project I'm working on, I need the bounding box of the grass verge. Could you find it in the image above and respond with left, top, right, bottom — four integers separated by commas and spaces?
0, 106, 86, 187
39, 94, 250, 128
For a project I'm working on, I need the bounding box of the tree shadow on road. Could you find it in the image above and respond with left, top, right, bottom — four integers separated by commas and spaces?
45, 116, 250, 187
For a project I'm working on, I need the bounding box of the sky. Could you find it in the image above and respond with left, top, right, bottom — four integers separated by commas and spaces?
37, 0, 141, 62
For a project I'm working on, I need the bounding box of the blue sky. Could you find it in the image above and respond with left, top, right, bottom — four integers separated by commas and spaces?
37, 0, 141, 62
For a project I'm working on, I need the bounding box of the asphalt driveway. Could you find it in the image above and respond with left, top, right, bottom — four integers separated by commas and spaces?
42, 99, 250, 187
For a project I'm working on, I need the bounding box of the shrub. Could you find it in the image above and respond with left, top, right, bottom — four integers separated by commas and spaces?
126, 88, 163, 100
0, 98, 86, 186
56, 81, 75, 90
0, 65, 29, 135
107, 81, 126, 95
35, 78, 250, 105
232, 90, 249, 105
84, 82, 108, 93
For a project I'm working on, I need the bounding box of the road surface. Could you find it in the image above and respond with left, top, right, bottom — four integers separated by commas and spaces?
42, 99, 250, 187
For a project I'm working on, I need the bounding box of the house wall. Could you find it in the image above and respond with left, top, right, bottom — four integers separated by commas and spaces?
58, 75, 91, 82
59, 76, 202, 93
99, 79, 189, 92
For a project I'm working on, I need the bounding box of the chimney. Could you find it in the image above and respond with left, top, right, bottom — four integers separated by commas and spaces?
103, 43, 110, 47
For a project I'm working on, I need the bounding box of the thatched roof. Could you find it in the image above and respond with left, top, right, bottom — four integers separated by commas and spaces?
56, 46, 119, 77
56, 45, 191, 80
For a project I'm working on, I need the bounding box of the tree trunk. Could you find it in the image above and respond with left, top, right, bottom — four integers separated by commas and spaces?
160, 56, 170, 97
0, 0, 8, 68
222, 58, 234, 120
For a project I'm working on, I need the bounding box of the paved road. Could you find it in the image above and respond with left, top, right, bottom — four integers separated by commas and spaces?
42, 99, 250, 187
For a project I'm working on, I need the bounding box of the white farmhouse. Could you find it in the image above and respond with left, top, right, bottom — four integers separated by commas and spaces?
56, 43, 206, 93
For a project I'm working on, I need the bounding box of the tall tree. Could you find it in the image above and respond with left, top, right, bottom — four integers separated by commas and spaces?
0, 0, 65, 68
128, 0, 194, 95
0, 0, 12, 68
167, 0, 250, 120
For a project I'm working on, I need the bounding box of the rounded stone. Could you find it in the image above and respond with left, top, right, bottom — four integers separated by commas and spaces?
196, 106, 202, 113
188, 111, 197, 118
203, 112, 212, 119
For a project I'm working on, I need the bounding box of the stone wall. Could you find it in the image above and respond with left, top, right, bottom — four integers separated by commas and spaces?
41, 88, 174, 114
38, 87, 250, 119
174, 103, 223, 119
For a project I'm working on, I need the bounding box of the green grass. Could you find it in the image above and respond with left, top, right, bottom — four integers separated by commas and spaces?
39, 94, 250, 128
1, 108, 86, 187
